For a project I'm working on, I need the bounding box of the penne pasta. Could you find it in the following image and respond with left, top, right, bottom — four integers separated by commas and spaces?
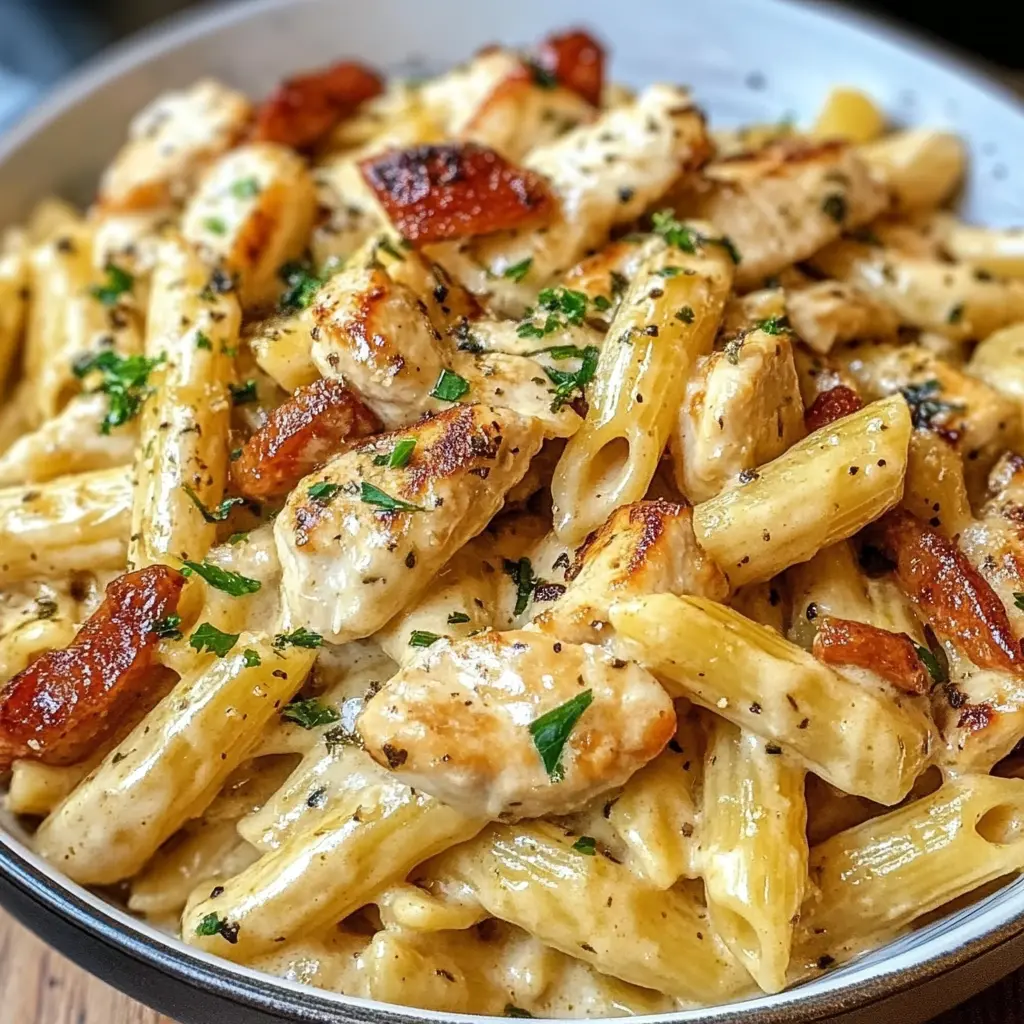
691, 395, 911, 589
552, 229, 733, 543
859, 128, 965, 212
610, 594, 933, 804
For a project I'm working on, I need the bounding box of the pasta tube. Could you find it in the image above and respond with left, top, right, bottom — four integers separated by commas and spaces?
552, 229, 733, 543
859, 129, 965, 212
692, 395, 911, 588
34, 633, 315, 885
129, 236, 239, 568
0, 240, 28, 397
702, 718, 807, 993
429, 822, 750, 1003
0, 467, 132, 585
610, 594, 933, 805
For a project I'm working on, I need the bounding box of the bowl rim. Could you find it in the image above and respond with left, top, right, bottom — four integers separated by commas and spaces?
2, 0, 1024, 1020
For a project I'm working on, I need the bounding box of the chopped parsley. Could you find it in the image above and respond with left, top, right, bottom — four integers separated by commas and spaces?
948, 303, 965, 325
592, 294, 612, 311
504, 557, 538, 617
242, 648, 262, 667
182, 484, 246, 523
529, 689, 594, 781
430, 368, 471, 402
189, 622, 240, 658
195, 331, 213, 351
755, 315, 791, 335
503, 258, 533, 282
308, 481, 341, 503
517, 287, 591, 338
203, 216, 228, 236
89, 263, 134, 306
914, 643, 947, 686
651, 209, 742, 264
152, 614, 182, 640
821, 193, 847, 223
675, 306, 695, 324
278, 260, 323, 312
361, 482, 426, 512
181, 560, 262, 596
282, 697, 341, 729
1014, 593, 1024, 612
409, 630, 442, 647
373, 438, 416, 468
230, 379, 259, 406
544, 345, 599, 411
375, 237, 407, 262
572, 835, 597, 855
228, 531, 249, 545
525, 59, 557, 89
194, 913, 239, 944
273, 627, 324, 649
72, 350, 164, 434
230, 177, 261, 198
899, 379, 963, 431
447, 611, 471, 625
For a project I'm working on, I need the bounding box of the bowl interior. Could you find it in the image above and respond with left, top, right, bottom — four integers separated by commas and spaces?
2, 0, 1024, 1020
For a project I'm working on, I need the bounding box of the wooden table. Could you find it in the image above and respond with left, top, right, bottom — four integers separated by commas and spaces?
0, 903, 1021, 1024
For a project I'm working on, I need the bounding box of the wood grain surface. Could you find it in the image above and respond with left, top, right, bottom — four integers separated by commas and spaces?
0, 903, 1020, 1024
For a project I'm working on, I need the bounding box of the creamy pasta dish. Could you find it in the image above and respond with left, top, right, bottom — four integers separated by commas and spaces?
4, 26, 1024, 1018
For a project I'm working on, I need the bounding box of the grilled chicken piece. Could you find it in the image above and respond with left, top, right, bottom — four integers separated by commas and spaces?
358, 629, 675, 819
534, 30, 605, 107
182, 143, 317, 311
275, 405, 545, 644
785, 280, 899, 355
810, 239, 1024, 341
811, 616, 928, 695
671, 327, 804, 503
674, 140, 888, 291
231, 378, 381, 501
0, 565, 184, 770
98, 80, 252, 212
309, 260, 581, 436
433, 85, 711, 315
532, 500, 728, 645
251, 61, 383, 150
361, 143, 555, 245
835, 339, 1020, 498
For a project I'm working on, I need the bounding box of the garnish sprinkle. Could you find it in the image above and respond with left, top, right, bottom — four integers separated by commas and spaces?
409, 630, 442, 647
282, 698, 341, 729
89, 263, 134, 306
373, 438, 416, 469
273, 627, 324, 649
361, 482, 426, 513
181, 560, 262, 596
430, 368, 471, 402
189, 622, 240, 658
72, 351, 164, 434
529, 690, 594, 781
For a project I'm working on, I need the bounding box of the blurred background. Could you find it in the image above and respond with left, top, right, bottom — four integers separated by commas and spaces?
0, 0, 1020, 129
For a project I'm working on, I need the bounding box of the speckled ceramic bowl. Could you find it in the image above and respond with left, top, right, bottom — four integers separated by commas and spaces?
2, 1, 1024, 1020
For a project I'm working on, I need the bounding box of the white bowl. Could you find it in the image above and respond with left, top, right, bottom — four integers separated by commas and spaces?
2, 1, 1024, 1021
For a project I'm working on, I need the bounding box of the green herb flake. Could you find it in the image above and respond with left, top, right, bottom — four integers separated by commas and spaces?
282, 698, 341, 729
203, 216, 228, 236
194, 913, 239, 944
273, 627, 324, 649
228, 531, 249, 545
610, 271, 629, 297
195, 331, 213, 351
1014, 593, 1024, 612
755, 315, 791, 335
503, 258, 533, 282
572, 835, 597, 855
409, 630, 442, 648
525, 59, 557, 89
899, 379, 964, 431
529, 689, 594, 781
183, 484, 246, 523
278, 260, 323, 312
914, 643, 947, 686
517, 287, 592, 338
675, 305, 695, 324
72, 350, 163, 434
181, 560, 262, 597
948, 303, 965, 325
308, 481, 341, 504
230, 379, 259, 406
544, 345, 599, 411
504, 557, 537, 617
505, 1006, 534, 1019
242, 649, 262, 667
189, 622, 240, 658
89, 263, 135, 306
430, 368, 471, 402
821, 193, 847, 224
657, 266, 684, 278
652, 210, 700, 253
152, 614, 182, 640
231, 177, 261, 199
447, 612, 471, 625
374, 438, 416, 469
360, 482, 426, 513
592, 294, 612, 311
